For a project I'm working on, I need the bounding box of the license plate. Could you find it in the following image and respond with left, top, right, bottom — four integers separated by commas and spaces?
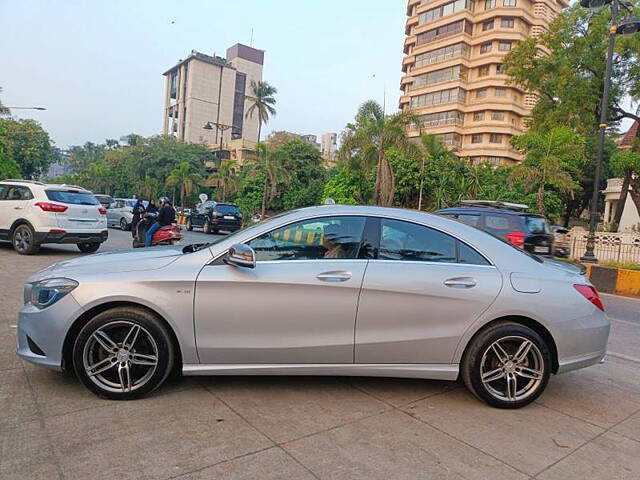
534, 246, 550, 253
223, 215, 235, 220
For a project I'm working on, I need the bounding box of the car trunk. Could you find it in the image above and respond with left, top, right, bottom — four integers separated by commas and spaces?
45, 189, 104, 230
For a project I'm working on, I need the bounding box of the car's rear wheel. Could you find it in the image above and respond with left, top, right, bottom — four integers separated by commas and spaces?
77, 242, 100, 253
186, 218, 193, 231
73, 307, 174, 400
120, 218, 129, 231
12, 224, 40, 255
462, 322, 551, 409
203, 219, 211, 234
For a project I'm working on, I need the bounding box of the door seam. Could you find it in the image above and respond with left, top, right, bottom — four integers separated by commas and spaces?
352, 259, 370, 363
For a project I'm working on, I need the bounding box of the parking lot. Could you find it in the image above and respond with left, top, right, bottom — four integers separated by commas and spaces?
1, 228, 640, 479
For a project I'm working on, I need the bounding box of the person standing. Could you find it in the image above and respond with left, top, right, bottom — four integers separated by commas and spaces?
145, 197, 176, 247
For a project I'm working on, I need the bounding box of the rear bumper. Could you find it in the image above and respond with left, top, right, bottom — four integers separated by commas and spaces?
35, 230, 108, 245
210, 220, 241, 231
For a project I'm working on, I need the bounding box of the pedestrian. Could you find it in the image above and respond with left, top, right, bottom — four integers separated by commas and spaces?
131, 197, 146, 238
145, 197, 176, 247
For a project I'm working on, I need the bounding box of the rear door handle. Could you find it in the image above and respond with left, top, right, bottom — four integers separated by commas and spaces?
13, 206, 23, 210
444, 277, 477, 288
317, 271, 352, 282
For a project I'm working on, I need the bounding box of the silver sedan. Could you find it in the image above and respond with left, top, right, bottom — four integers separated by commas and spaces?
16, 205, 610, 408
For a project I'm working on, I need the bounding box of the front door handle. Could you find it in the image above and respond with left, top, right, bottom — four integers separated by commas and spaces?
444, 277, 477, 288
317, 271, 352, 282
13, 206, 23, 210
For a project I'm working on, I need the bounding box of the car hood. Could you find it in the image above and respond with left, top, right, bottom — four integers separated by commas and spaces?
29, 246, 184, 281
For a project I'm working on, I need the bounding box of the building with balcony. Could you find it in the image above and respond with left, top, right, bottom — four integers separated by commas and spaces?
400, 0, 568, 165
162, 44, 264, 166
320, 132, 338, 168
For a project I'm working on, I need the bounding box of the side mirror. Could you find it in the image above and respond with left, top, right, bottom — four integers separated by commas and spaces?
224, 244, 256, 269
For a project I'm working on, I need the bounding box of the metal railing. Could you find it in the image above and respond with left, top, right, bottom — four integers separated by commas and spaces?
569, 237, 640, 263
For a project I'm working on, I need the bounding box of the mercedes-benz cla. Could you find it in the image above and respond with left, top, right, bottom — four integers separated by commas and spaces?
16, 206, 610, 408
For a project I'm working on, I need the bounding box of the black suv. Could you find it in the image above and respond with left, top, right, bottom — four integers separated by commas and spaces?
186, 201, 242, 234
436, 201, 555, 256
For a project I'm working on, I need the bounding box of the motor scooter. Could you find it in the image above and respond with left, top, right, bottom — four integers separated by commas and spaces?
132, 213, 182, 248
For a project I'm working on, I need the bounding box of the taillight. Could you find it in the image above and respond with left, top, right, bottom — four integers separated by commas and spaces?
98, 207, 107, 215
49, 229, 66, 234
506, 231, 525, 248
573, 284, 605, 312
35, 202, 68, 213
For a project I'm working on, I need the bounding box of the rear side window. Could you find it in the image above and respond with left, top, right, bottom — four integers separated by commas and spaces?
484, 214, 521, 235
2, 185, 33, 200
524, 216, 550, 234
215, 204, 240, 215
458, 242, 489, 265
46, 190, 99, 205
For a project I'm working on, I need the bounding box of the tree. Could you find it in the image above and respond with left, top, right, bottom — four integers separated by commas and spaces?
0, 87, 9, 116
206, 159, 238, 202
509, 127, 584, 215
165, 161, 203, 210
0, 118, 56, 179
277, 140, 326, 210
245, 80, 277, 142
137, 176, 162, 202
244, 143, 289, 217
415, 134, 459, 210
339, 100, 417, 206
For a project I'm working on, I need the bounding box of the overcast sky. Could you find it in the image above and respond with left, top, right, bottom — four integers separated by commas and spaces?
1, 0, 406, 149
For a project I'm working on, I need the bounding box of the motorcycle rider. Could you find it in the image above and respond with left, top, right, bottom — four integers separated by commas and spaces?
145, 197, 176, 247
131, 198, 146, 238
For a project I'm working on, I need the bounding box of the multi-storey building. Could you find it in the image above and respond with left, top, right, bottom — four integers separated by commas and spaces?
320, 132, 338, 167
162, 44, 264, 165
400, 0, 567, 165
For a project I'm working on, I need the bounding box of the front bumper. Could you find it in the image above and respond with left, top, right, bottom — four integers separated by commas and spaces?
16, 293, 84, 371
35, 230, 108, 245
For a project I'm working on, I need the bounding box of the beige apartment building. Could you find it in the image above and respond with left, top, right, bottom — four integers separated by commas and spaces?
400, 0, 567, 165
162, 44, 264, 166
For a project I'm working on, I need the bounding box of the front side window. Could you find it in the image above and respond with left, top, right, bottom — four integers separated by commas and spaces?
248, 216, 366, 262
379, 219, 456, 263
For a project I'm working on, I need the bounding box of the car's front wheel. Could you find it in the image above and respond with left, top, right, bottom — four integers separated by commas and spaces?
77, 242, 100, 253
72, 307, 175, 400
120, 218, 130, 231
186, 218, 193, 231
203, 219, 211, 234
462, 322, 551, 409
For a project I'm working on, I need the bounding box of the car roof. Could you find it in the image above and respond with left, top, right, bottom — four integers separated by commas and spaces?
437, 206, 544, 217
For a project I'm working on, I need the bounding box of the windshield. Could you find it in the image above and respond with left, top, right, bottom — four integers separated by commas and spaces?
46, 190, 100, 205
215, 204, 240, 215
524, 216, 550, 234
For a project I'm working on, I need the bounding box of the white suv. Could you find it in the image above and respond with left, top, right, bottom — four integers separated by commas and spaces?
0, 179, 108, 255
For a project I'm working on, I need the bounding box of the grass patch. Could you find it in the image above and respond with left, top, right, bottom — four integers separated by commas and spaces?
600, 261, 640, 271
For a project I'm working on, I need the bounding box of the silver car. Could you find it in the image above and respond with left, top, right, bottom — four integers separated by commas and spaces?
106, 198, 141, 230
16, 206, 610, 408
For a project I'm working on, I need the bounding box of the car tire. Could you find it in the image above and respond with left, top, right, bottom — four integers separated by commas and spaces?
212, 229, 219, 234
12, 224, 40, 255
203, 219, 211, 234
77, 242, 101, 253
120, 218, 130, 231
72, 307, 175, 400
461, 321, 551, 409
186, 219, 193, 231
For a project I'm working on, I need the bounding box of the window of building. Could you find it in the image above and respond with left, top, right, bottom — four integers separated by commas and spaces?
416, 20, 473, 46
482, 20, 494, 31
495, 87, 507, 97
512, 92, 520, 101
379, 219, 456, 263
487, 156, 503, 165
476, 88, 488, 98
414, 43, 471, 68
499, 41, 512, 51
412, 65, 467, 89
503, 0, 517, 6
491, 111, 504, 121
471, 134, 483, 143
419, 110, 464, 127
485, 0, 496, 9
410, 87, 466, 108
469, 156, 483, 164
419, 0, 475, 26
480, 42, 492, 53
437, 132, 463, 147
473, 111, 485, 121
489, 133, 502, 143
248, 216, 367, 261
478, 65, 490, 77
495, 63, 505, 74
501, 17, 515, 28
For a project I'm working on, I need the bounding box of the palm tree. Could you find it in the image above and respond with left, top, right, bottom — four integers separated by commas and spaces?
245, 80, 277, 142
416, 134, 458, 210
205, 159, 238, 202
137, 175, 162, 202
165, 162, 203, 210
509, 127, 583, 215
245, 143, 289, 217
340, 100, 417, 206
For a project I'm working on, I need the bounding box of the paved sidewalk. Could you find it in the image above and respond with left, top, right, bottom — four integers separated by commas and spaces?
1, 239, 639, 479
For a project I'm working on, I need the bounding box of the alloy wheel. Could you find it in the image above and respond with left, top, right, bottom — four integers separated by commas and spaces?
480, 335, 544, 402
14, 227, 31, 252
82, 320, 159, 393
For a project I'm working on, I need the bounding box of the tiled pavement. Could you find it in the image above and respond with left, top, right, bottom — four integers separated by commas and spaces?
1, 240, 639, 479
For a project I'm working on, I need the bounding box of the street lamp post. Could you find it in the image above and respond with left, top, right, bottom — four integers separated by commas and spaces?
5, 106, 47, 110
203, 121, 233, 165
580, 0, 640, 263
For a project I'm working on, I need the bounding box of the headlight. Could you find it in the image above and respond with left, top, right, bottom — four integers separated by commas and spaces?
25, 278, 78, 309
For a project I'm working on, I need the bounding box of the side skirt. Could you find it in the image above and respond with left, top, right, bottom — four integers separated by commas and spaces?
182, 363, 459, 381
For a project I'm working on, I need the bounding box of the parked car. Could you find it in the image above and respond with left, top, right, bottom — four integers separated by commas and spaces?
0, 179, 108, 254
17, 205, 609, 408
186, 201, 242, 234
437, 200, 555, 256
551, 226, 571, 258
94, 194, 114, 209
106, 198, 146, 231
